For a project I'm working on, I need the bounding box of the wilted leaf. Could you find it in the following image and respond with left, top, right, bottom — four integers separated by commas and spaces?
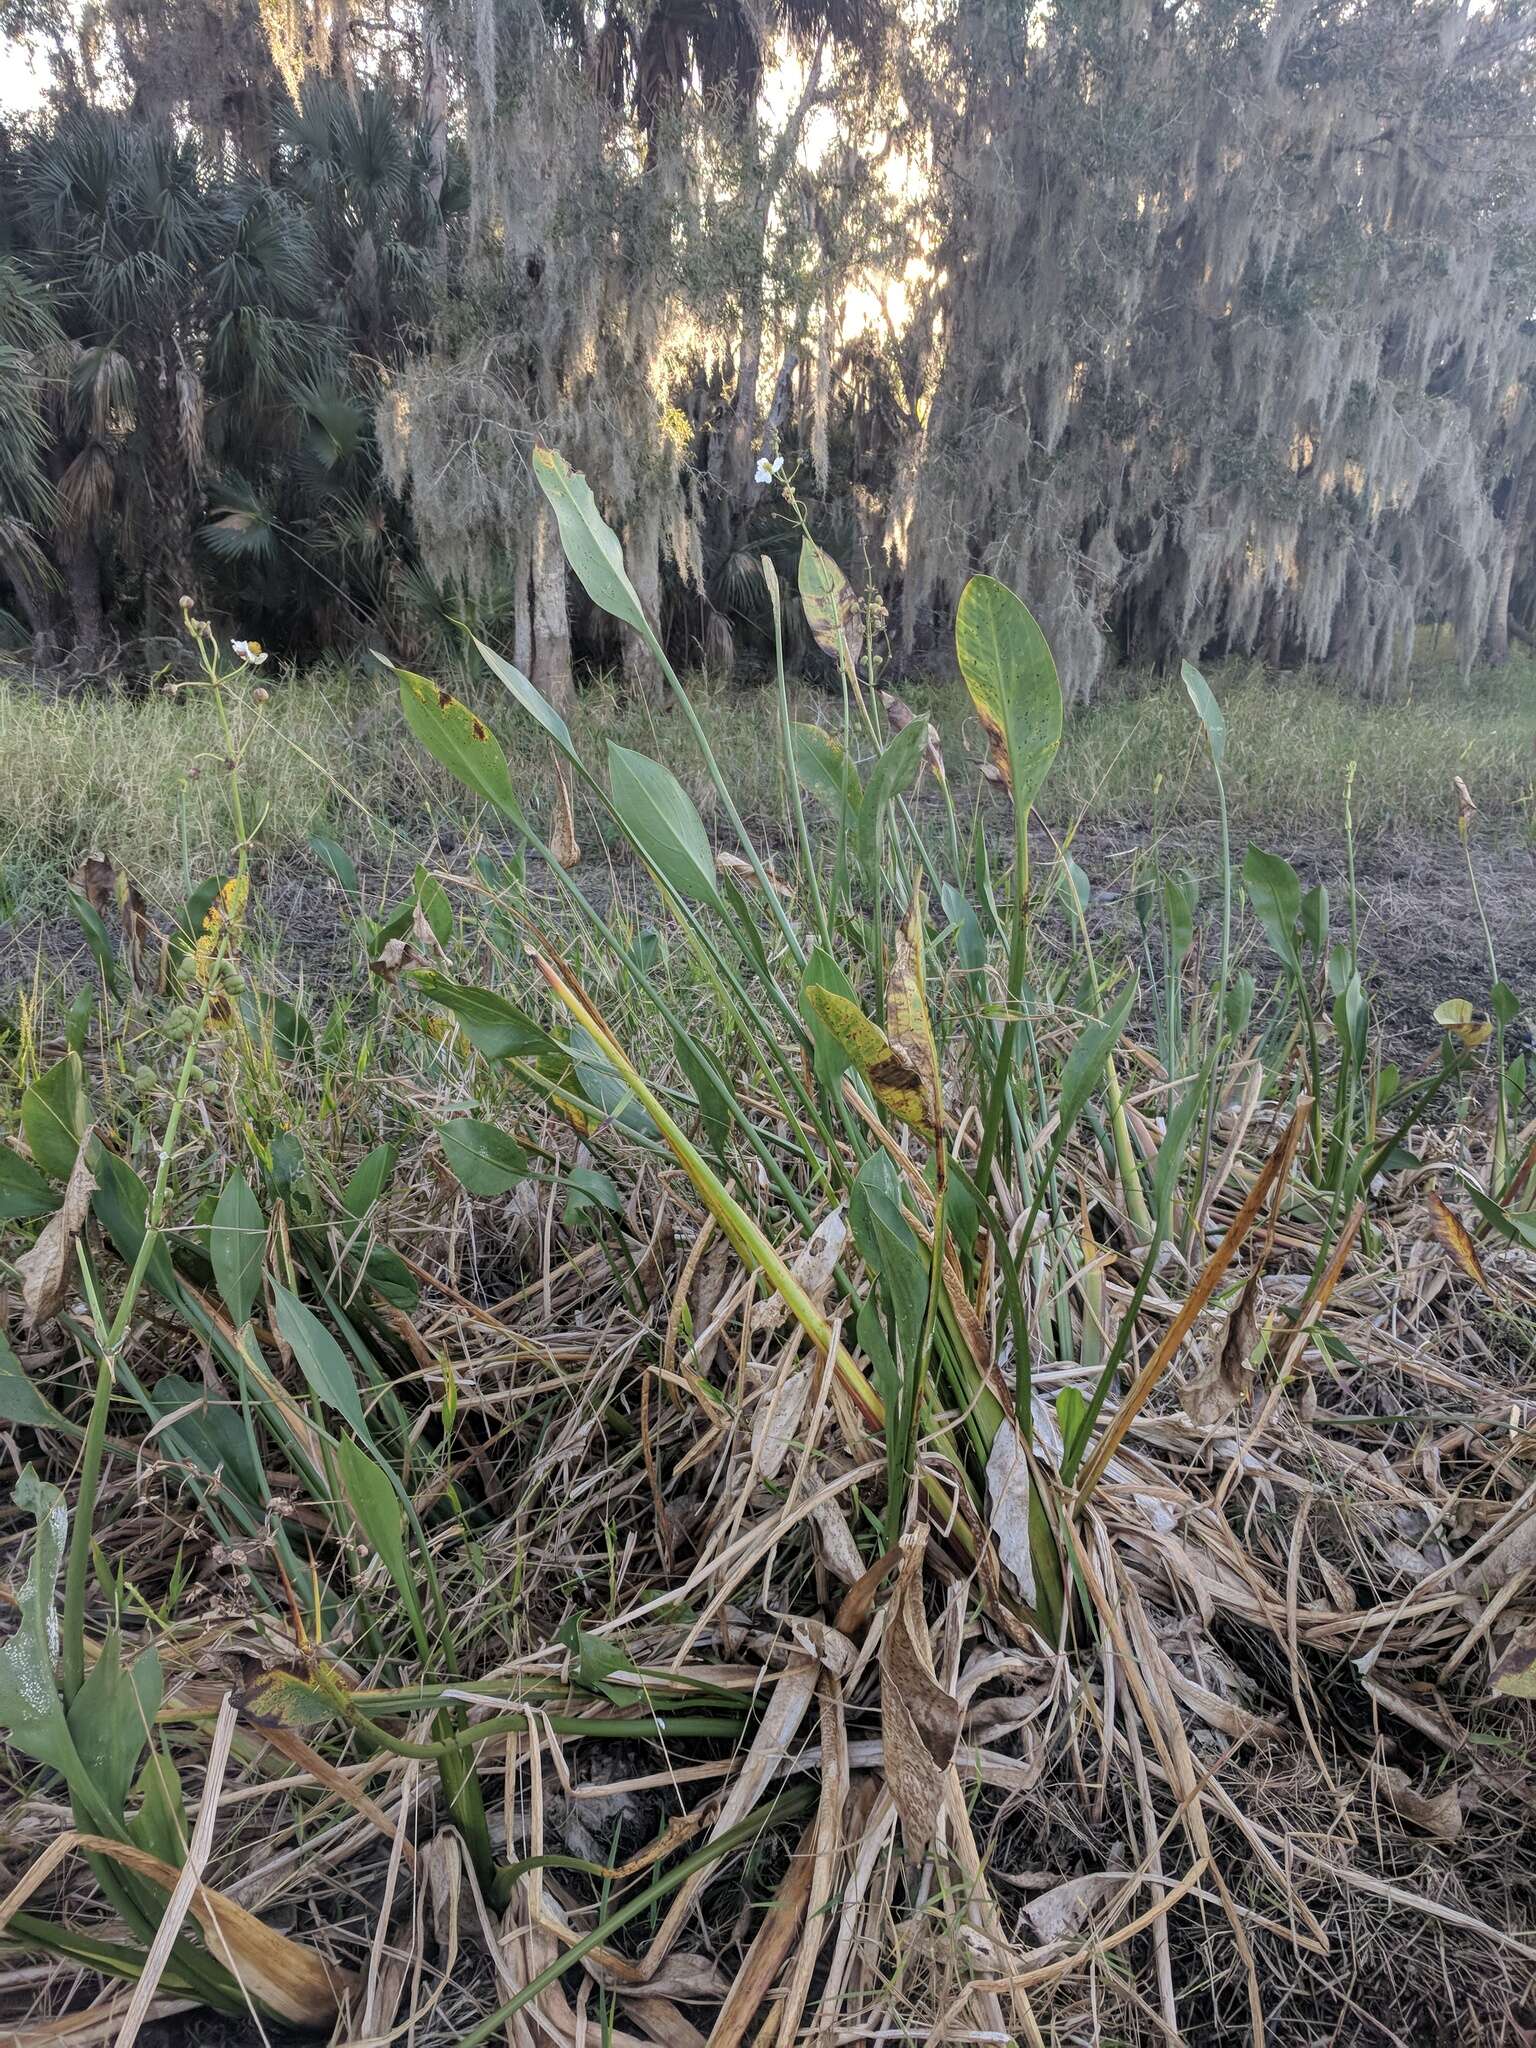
879, 1534, 960, 1858
1491, 1621, 1536, 1697
752, 1208, 847, 1335
802, 984, 929, 1129
1426, 1189, 1488, 1289
1370, 1763, 1463, 1841
1433, 997, 1492, 1049
884, 883, 940, 1132
550, 757, 581, 869
1023, 1872, 1122, 1945
798, 535, 866, 673
1182, 1274, 1260, 1426
881, 689, 945, 781
985, 1420, 1037, 1605
17, 1139, 96, 1329
73, 1833, 356, 2026
751, 1364, 810, 1481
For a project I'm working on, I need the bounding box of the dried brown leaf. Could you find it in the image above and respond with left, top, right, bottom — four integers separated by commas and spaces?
18, 1138, 96, 1329
880, 1532, 961, 1858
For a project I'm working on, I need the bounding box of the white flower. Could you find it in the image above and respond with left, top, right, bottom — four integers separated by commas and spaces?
231, 639, 268, 666
754, 453, 786, 485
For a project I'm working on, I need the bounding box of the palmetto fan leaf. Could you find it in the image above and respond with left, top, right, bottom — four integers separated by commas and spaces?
202, 475, 278, 562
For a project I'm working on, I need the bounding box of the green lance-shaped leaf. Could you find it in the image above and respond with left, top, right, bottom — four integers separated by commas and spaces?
1181, 659, 1226, 766
22, 1053, 90, 1181
1055, 978, 1140, 1146
1242, 845, 1303, 976
270, 1281, 369, 1441
607, 743, 719, 905
474, 634, 575, 758
438, 1118, 530, 1197
412, 974, 560, 1061
532, 446, 646, 634
342, 1144, 396, 1220
308, 833, 359, 895
855, 716, 929, 879
67, 1630, 163, 1819
954, 574, 1062, 810
798, 535, 864, 673
393, 662, 522, 820
0, 1470, 86, 1791
336, 1435, 422, 1638
210, 1174, 265, 1327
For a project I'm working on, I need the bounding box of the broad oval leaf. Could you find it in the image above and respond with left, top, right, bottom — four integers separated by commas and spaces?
211, 1173, 265, 1326
394, 662, 522, 821
533, 446, 646, 633
954, 574, 1062, 809
438, 1117, 530, 1196
607, 743, 718, 905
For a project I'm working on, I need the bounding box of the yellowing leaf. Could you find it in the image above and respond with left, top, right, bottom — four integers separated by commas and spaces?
885, 882, 940, 1133
954, 574, 1061, 808
72, 1833, 355, 2026
1426, 1189, 1488, 1289
1433, 998, 1492, 1048
801, 984, 928, 1129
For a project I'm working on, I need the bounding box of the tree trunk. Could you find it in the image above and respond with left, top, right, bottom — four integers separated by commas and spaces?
1486, 478, 1529, 665
512, 537, 534, 677
61, 531, 105, 672
621, 505, 663, 699
532, 505, 574, 720
424, 16, 450, 284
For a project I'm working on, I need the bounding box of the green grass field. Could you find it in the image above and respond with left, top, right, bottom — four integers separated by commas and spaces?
2, 650, 1531, 922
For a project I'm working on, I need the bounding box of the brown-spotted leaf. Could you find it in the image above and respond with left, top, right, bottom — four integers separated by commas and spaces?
798, 535, 866, 674
237, 1662, 347, 1731
1492, 1621, 1536, 1697
802, 984, 929, 1128
880, 1533, 960, 1858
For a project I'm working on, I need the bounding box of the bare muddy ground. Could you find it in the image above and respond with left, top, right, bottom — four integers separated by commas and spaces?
2, 820, 1532, 1065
